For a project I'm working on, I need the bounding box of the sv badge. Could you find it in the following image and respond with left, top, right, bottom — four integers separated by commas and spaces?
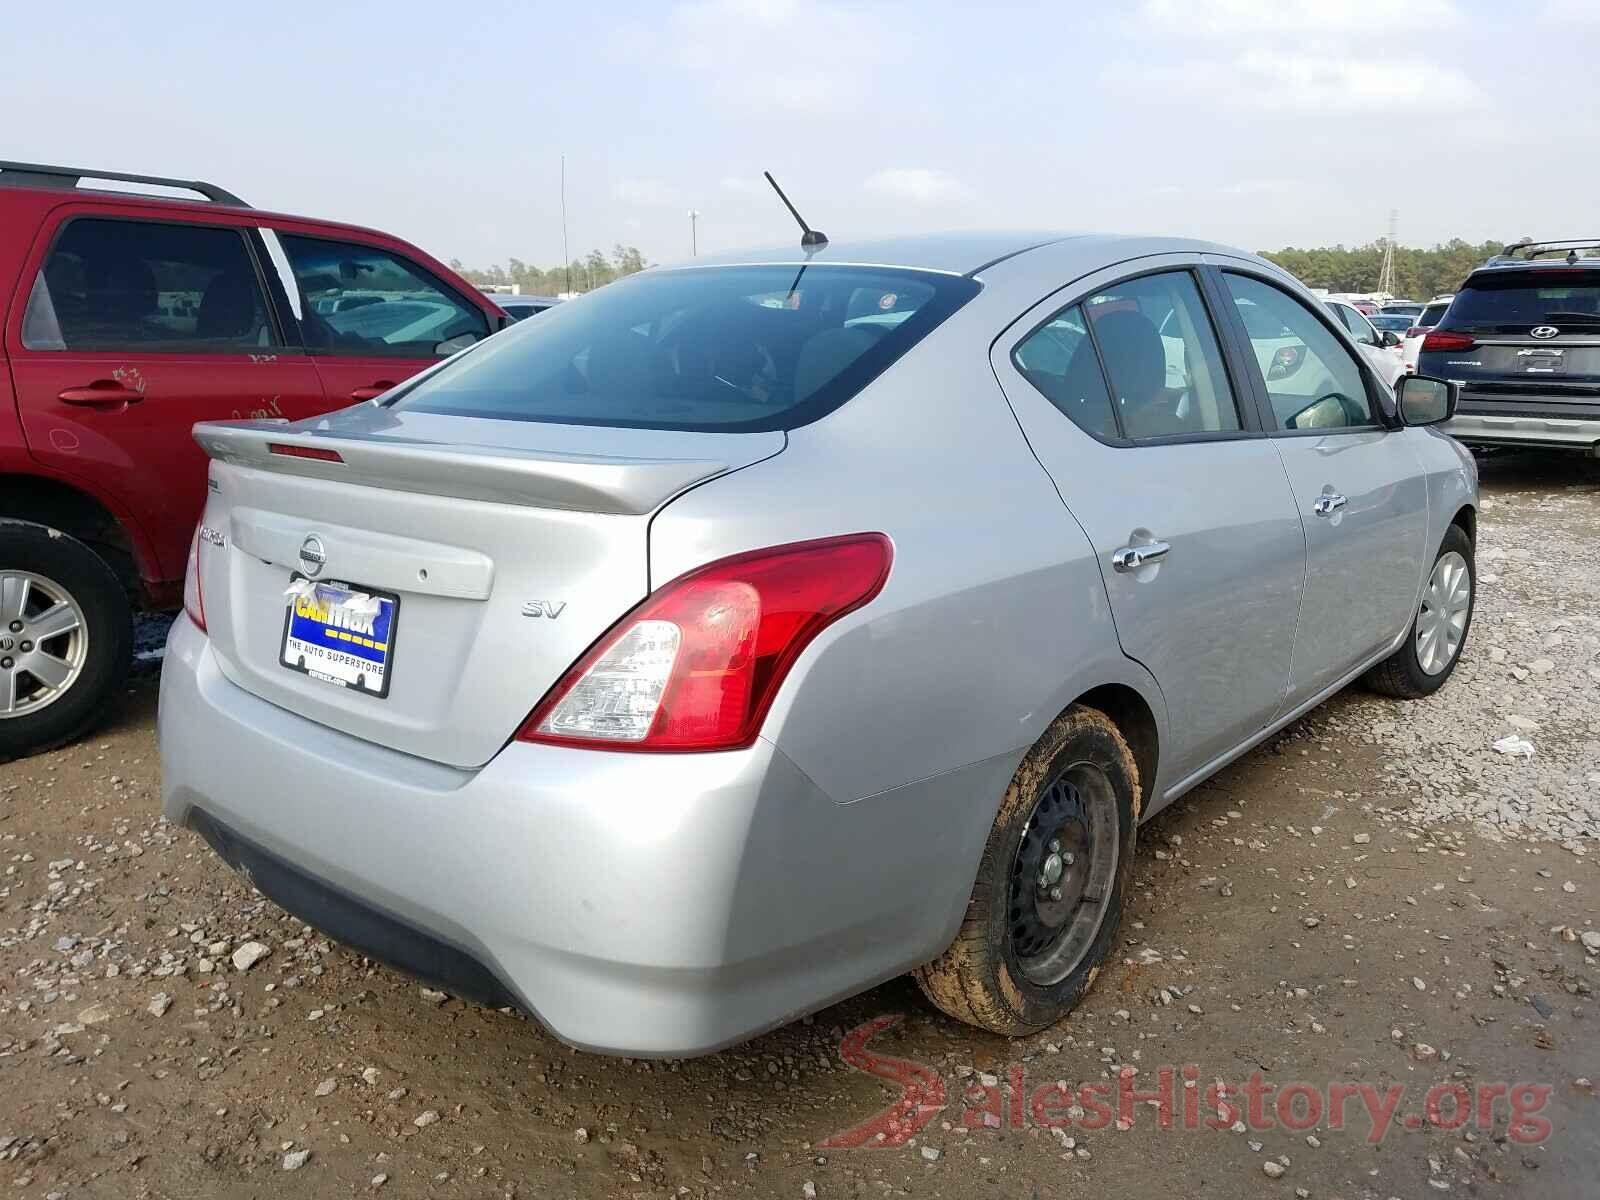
521, 600, 568, 619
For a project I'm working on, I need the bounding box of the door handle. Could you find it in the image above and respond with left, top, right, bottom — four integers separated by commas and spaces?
58, 381, 143, 408
348, 381, 398, 401
1312, 493, 1348, 517
1111, 541, 1172, 573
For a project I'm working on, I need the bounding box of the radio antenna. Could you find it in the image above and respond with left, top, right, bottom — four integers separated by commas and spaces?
764, 171, 828, 250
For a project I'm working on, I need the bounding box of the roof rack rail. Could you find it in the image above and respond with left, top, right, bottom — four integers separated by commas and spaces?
1491, 238, 1600, 264
0, 160, 248, 207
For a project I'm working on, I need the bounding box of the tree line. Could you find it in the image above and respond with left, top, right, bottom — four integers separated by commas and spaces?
447, 244, 648, 296
1257, 238, 1521, 299
451, 236, 1535, 301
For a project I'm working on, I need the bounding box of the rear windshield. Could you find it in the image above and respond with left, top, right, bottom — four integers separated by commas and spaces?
1448, 270, 1600, 330
391, 265, 979, 431
1371, 314, 1412, 332
1418, 302, 1449, 327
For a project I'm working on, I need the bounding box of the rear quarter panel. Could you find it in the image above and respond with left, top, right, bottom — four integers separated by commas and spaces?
648, 291, 1169, 809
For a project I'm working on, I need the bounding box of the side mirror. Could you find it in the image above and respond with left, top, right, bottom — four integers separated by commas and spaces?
1397, 374, 1458, 426
434, 333, 480, 357
1381, 330, 1402, 348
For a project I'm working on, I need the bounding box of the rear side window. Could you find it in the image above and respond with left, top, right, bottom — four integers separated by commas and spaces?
1446, 270, 1600, 330
1013, 305, 1117, 438
22, 218, 277, 352
391, 265, 979, 431
278, 235, 490, 358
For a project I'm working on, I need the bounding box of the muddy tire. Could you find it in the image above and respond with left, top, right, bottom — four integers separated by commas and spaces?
0, 522, 131, 762
1364, 524, 1474, 700
914, 704, 1139, 1035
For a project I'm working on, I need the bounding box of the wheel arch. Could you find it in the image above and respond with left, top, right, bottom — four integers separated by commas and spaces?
1449, 503, 1476, 544
1073, 682, 1160, 823
0, 473, 147, 598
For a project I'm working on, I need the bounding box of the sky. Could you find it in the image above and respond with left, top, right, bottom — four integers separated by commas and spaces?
7, 0, 1598, 271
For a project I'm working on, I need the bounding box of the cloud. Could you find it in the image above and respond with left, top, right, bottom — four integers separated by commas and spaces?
614, 178, 679, 206
646, 0, 898, 115
1539, 0, 1600, 22
863, 168, 969, 206
1131, 0, 1462, 36
1107, 52, 1481, 113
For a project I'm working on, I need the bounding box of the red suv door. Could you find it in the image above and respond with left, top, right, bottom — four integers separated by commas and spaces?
261, 228, 497, 409
6, 205, 324, 582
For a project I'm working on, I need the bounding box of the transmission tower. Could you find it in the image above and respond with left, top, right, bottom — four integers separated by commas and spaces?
1377, 209, 1398, 297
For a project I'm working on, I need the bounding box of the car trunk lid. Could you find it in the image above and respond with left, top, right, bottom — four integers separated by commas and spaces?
192, 408, 784, 767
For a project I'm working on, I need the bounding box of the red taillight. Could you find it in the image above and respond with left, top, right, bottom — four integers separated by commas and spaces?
268, 443, 344, 463
183, 523, 207, 632
1421, 330, 1477, 352
1404, 327, 1425, 339
519, 533, 893, 752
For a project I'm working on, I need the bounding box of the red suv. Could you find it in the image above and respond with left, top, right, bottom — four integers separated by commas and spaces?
0, 161, 506, 758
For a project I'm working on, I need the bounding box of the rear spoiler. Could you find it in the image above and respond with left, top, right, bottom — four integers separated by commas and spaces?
193, 421, 729, 516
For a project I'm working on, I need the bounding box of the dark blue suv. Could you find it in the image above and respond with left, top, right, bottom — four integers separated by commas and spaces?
1417, 240, 1600, 454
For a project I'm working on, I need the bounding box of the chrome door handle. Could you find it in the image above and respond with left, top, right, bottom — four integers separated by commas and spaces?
1312, 493, 1348, 517
1111, 541, 1171, 572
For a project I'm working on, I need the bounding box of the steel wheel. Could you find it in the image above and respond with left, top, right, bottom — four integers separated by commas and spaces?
1007, 761, 1120, 986
0, 571, 89, 718
1414, 550, 1470, 676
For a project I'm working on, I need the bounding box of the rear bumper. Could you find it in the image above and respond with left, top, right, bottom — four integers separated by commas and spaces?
1441, 410, 1600, 452
158, 615, 975, 1056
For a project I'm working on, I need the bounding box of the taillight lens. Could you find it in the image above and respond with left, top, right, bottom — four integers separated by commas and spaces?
1266, 344, 1306, 381
1404, 327, 1425, 339
183, 523, 207, 632
1421, 330, 1477, 352
519, 533, 893, 752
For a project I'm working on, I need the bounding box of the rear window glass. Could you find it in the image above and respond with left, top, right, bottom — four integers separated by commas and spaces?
1449, 271, 1600, 329
1418, 302, 1449, 327
391, 265, 978, 431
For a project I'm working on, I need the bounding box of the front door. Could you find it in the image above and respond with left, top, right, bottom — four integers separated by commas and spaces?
992, 263, 1307, 785
264, 230, 493, 409
1220, 271, 1430, 707
7, 209, 324, 581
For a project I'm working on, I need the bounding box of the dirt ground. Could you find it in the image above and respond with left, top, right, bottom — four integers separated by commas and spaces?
3, 451, 1597, 1200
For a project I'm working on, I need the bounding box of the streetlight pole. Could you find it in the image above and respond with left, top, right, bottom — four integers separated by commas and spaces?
688, 209, 700, 257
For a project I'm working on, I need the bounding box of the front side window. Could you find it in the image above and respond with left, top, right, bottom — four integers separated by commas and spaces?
22, 218, 276, 352
278, 235, 490, 358
1087, 271, 1241, 439
1226, 274, 1375, 431
392, 265, 978, 431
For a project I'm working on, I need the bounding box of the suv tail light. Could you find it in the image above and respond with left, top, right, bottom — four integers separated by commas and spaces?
1421, 330, 1477, 352
519, 533, 893, 752
1404, 327, 1426, 339
183, 523, 207, 632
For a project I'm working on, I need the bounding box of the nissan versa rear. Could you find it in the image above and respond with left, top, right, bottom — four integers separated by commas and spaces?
161, 234, 1478, 1055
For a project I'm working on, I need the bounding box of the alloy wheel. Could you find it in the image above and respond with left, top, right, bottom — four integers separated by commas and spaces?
0, 571, 89, 718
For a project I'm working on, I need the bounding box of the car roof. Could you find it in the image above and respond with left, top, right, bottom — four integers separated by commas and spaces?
665, 231, 1262, 278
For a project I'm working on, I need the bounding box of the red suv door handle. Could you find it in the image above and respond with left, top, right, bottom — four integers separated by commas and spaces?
58, 381, 144, 408
348, 381, 398, 401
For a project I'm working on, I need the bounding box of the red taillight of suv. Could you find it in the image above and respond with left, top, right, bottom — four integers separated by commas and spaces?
1421, 330, 1477, 352
182, 523, 207, 632
1404, 327, 1427, 339
519, 534, 893, 752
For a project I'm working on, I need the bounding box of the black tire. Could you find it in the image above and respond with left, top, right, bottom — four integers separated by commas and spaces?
0, 522, 132, 761
914, 705, 1139, 1035
1365, 523, 1474, 699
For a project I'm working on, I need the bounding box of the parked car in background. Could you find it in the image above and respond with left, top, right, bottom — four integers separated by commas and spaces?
161, 230, 1476, 1056
1370, 313, 1415, 337
1417, 240, 1600, 452
0, 160, 507, 758
495, 294, 563, 322
1324, 299, 1405, 385
1381, 301, 1424, 320
1402, 297, 1453, 375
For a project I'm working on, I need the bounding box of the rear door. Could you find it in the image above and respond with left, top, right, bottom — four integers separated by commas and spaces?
991, 259, 1306, 785
6, 206, 323, 581
263, 229, 496, 407
1219, 269, 1429, 707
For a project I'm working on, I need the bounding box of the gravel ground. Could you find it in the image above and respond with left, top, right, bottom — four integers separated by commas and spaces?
1, 450, 1597, 1200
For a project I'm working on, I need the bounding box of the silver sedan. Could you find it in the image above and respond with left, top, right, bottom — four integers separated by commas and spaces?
160, 232, 1477, 1055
